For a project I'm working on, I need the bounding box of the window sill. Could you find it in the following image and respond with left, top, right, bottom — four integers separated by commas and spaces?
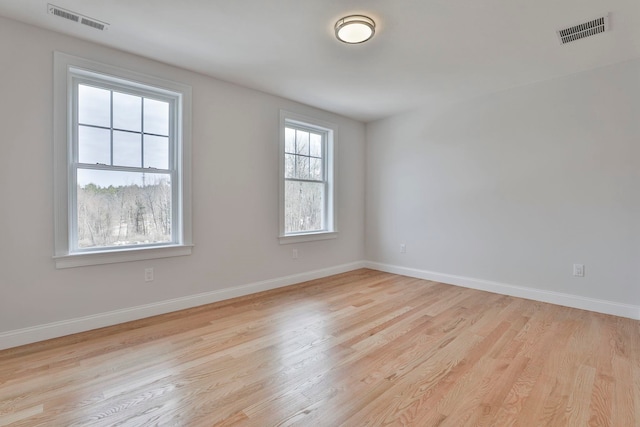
279, 231, 338, 245
53, 244, 193, 269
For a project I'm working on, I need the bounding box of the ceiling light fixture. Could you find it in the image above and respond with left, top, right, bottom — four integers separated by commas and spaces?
335, 15, 375, 44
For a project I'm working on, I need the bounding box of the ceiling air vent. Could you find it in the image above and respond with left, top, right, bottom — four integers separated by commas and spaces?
557, 14, 609, 44
48, 5, 79, 23
80, 17, 106, 31
47, 4, 109, 31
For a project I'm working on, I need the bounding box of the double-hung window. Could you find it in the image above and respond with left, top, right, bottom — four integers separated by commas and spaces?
54, 53, 192, 268
279, 111, 337, 243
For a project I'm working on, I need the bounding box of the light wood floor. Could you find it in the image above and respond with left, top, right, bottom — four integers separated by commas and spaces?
1, 269, 638, 426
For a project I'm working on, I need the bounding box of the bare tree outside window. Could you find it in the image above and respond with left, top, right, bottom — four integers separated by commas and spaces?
284, 127, 326, 234
77, 173, 171, 248
74, 83, 174, 250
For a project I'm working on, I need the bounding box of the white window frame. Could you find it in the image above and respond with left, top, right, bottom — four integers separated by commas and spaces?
279, 110, 337, 244
53, 52, 192, 268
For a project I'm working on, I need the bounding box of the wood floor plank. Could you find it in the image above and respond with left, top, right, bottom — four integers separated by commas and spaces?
0, 269, 638, 426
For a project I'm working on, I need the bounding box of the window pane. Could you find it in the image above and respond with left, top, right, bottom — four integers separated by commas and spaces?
77, 169, 172, 249
310, 133, 322, 157
144, 135, 169, 169
285, 128, 295, 153
285, 154, 296, 178
296, 155, 310, 179
295, 130, 309, 155
113, 131, 141, 167
113, 92, 141, 132
284, 181, 324, 233
78, 85, 110, 127
78, 125, 110, 164
144, 98, 169, 136
310, 157, 323, 181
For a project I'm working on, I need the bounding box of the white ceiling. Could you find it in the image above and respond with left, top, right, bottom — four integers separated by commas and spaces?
1, 0, 639, 122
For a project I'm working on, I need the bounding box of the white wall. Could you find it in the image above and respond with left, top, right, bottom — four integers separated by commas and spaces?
0, 17, 365, 339
1, 15, 638, 349
366, 59, 640, 310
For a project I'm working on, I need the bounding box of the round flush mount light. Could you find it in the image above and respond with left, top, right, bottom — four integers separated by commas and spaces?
335, 15, 376, 44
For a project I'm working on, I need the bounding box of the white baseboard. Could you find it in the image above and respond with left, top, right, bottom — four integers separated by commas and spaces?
365, 261, 640, 320
0, 261, 366, 351
3, 260, 637, 351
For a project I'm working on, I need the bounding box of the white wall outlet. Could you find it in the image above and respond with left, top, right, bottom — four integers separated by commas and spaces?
292, 249, 298, 259
144, 267, 154, 282
400, 243, 406, 254
573, 264, 584, 277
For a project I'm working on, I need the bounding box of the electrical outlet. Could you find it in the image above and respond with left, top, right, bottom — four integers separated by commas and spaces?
292, 249, 298, 259
573, 264, 584, 277
144, 267, 154, 282
400, 244, 406, 254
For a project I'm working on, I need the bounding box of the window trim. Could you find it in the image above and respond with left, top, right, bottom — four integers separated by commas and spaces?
278, 110, 337, 244
53, 52, 193, 268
